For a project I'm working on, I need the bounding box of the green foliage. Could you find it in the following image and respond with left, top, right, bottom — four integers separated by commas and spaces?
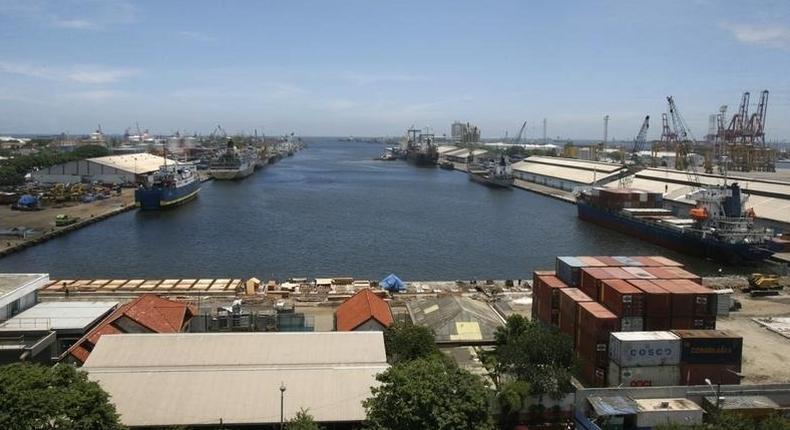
492, 315, 575, 398
655, 411, 790, 430
496, 380, 531, 428
363, 356, 494, 430
383, 321, 439, 364
0, 362, 124, 430
0, 144, 109, 186
288, 408, 321, 430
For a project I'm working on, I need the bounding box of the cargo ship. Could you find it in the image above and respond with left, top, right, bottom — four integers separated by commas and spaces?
135, 162, 201, 210
577, 183, 776, 264
208, 140, 256, 180
404, 127, 438, 167
468, 156, 514, 188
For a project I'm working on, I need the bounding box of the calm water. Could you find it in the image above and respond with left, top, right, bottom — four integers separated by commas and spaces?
1, 139, 734, 280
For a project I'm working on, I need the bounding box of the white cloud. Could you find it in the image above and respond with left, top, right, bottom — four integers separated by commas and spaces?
720, 22, 790, 49
66, 89, 126, 101
0, 61, 139, 84
343, 72, 427, 86
53, 18, 95, 29
0, 0, 136, 30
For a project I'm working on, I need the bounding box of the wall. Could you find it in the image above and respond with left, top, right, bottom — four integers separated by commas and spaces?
353, 319, 386, 332
32, 160, 135, 184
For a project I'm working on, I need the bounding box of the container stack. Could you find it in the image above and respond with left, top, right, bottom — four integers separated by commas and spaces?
586, 188, 664, 210
532, 255, 740, 388
608, 331, 681, 387
675, 330, 743, 385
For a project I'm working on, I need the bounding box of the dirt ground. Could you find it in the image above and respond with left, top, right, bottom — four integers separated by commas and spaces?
0, 189, 135, 249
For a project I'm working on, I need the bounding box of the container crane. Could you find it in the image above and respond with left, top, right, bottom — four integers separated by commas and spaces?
631, 115, 650, 162
666, 96, 700, 186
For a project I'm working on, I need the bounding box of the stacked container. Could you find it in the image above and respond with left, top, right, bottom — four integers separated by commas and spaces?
629, 279, 672, 330
558, 288, 593, 346
599, 279, 645, 331
576, 301, 619, 387
532, 273, 568, 326
608, 331, 681, 387
674, 330, 743, 385
652, 279, 717, 330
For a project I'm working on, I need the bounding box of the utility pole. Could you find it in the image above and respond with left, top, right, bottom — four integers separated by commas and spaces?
280, 382, 286, 430
603, 115, 610, 145
542, 118, 547, 145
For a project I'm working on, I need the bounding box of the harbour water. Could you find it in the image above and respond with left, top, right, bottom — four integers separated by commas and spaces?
0, 139, 749, 280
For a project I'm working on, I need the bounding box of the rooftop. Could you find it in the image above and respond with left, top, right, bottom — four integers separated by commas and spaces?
335, 289, 393, 331
407, 295, 505, 343
0, 274, 48, 297
88, 153, 181, 174
635, 398, 703, 412
0, 301, 117, 332
84, 332, 388, 427
512, 157, 625, 185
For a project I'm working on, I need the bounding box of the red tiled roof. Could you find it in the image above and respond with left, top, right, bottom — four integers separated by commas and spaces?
62, 294, 195, 364
335, 289, 393, 331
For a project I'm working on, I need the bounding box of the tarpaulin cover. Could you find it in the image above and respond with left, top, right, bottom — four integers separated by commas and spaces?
380, 274, 405, 292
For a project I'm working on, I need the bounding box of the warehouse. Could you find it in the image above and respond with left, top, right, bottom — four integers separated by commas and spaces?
407, 295, 505, 345
512, 156, 626, 192
84, 332, 388, 428
0, 273, 48, 322
31, 153, 179, 184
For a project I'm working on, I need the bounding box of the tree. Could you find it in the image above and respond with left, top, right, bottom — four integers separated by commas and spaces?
0, 363, 124, 430
288, 408, 321, 430
383, 321, 439, 364
364, 356, 494, 430
655, 411, 790, 430
496, 379, 531, 429
492, 315, 576, 398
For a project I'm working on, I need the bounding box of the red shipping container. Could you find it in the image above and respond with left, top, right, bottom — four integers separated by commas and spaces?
559, 288, 593, 344
593, 256, 623, 267
631, 256, 669, 267
671, 317, 716, 330
679, 363, 741, 386
621, 266, 657, 280
629, 279, 671, 317
677, 281, 717, 317
579, 267, 610, 301
648, 256, 684, 267
577, 256, 608, 267
577, 302, 619, 341
536, 275, 568, 310
576, 332, 610, 366
579, 357, 607, 387
600, 279, 645, 317
643, 266, 703, 284
652, 279, 696, 317
645, 316, 672, 331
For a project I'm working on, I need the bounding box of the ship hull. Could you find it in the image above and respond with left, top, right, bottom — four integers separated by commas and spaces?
468, 172, 513, 188
406, 151, 437, 167
209, 162, 255, 180
135, 179, 201, 210
577, 201, 774, 264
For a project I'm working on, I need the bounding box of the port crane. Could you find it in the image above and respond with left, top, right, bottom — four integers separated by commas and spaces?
618, 116, 649, 188
666, 96, 701, 186
512, 121, 527, 146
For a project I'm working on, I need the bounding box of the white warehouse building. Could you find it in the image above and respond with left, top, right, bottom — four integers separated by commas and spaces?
32, 153, 179, 185
512, 156, 626, 191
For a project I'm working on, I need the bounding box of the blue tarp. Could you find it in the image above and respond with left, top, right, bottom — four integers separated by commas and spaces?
380, 274, 405, 292
17, 195, 38, 206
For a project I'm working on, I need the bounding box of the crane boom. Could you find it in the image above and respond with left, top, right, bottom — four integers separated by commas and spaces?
513, 121, 527, 145
667, 96, 699, 186
631, 115, 649, 159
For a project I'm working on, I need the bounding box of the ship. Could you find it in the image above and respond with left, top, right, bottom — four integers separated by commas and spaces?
135, 161, 201, 210
404, 127, 438, 167
208, 139, 256, 180
576, 183, 776, 264
468, 156, 514, 188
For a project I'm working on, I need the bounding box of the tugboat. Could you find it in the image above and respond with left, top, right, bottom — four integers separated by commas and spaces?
468, 156, 514, 188
135, 156, 201, 210
208, 139, 256, 180
404, 126, 438, 167
576, 182, 776, 264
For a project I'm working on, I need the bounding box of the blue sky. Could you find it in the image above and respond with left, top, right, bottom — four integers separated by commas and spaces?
1, 0, 789, 140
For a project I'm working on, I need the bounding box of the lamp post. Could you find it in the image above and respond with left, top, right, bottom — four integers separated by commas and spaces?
704, 378, 722, 410
280, 382, 286, 430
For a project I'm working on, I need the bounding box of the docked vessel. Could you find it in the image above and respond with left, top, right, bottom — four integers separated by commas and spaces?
404, 127, 438, 167
208, 140, 256, 180
135, 162, 201, 210
576, 183, 776, 264
468, 156, 514, 188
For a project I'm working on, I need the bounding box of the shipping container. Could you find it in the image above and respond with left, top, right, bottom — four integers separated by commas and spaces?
621, 266, 657, 280
609, 331, 681, 367
577, 333, 610, 366
654, 279, 716, 318
577, 256, 607, 267
614, 256, 644, 267
679, 363, 741, 385
628, 279, 671, 317
674, 330, 742, 365
608, 362, 681, 387
714, 289, 733, 317
631, 256, 670, 267
643, 266, 703, 284
592, 256, 624, 267
579, 356, 607, 388
600, 279, 645, 317
558, 288, 593, 344
577, 302, 619, 341
670, 317, 716, 330
620, 316, 644, 332
647, 256, 684, 267
645, 316, 672, 331
555, 256, 585, 287
536, 275, 568, 309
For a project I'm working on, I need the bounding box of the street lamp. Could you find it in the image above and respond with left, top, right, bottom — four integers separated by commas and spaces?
704, 378, 723, 410
280, 382, 286, 430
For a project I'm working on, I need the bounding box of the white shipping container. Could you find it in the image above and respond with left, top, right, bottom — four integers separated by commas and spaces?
619, 316, 644, 332
714, 289, 732, 317
609, 331, 681, 367
607, 362, 680, 387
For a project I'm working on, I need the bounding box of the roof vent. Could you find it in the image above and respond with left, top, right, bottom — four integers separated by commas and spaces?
659, 401, 670, 409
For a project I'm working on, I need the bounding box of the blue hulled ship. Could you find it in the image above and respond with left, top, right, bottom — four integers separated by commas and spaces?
577, 183, 776, 264
135, 162, 201, 210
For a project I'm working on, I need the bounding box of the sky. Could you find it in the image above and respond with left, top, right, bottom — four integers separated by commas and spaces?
0, 0, 789, 140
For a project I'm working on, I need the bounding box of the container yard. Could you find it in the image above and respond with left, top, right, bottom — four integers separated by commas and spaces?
532, 255, 754, 388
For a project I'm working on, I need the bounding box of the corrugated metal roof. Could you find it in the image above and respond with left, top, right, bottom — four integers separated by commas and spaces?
0, 301, 117, 331
0, 273, 48, 296
84, 332, 387, 368
88, 153, 181, 174
407, 296, 504, 342
512, 160, 624, 185
589, 396, 639, 416
637, 167, 790, 197
526, 155, 624, 173
84, 332, 388, 426
335, 289, 393, 331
